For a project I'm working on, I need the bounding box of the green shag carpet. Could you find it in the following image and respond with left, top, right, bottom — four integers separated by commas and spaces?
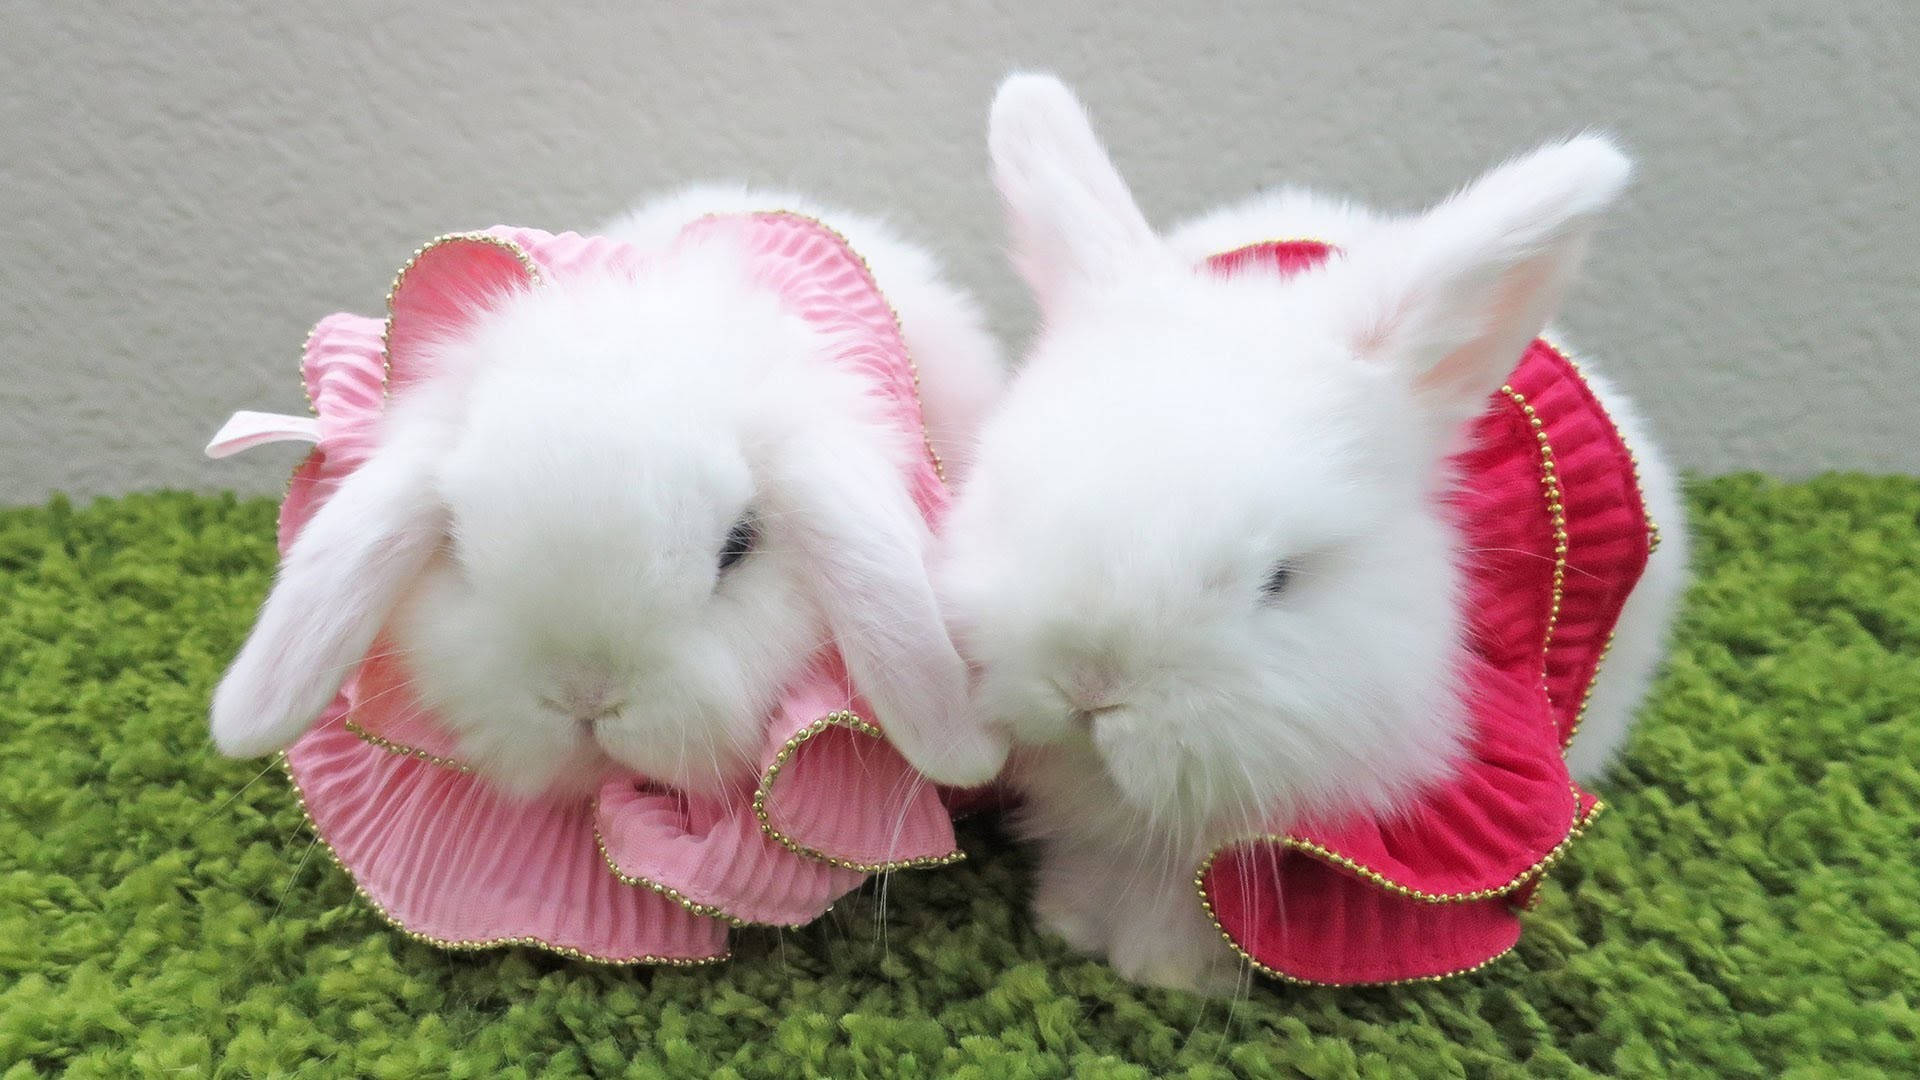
2, 476, 1917, 1078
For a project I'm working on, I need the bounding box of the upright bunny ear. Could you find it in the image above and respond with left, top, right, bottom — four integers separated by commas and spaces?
777, 432, 1009, 788
1333, 135, 1632, 426
988, 73, 1161, 308
210, 431, 446, 756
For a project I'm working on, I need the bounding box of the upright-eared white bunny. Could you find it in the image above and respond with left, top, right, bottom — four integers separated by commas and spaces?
937, 75, 1687, 992
209, 187, 1010, 798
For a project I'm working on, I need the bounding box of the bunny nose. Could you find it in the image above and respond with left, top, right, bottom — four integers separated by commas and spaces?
1058, 661, 1125, 715
541, 677, 626, 725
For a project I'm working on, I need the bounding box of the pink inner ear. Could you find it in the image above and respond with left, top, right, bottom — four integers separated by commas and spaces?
384, 236, 540, 393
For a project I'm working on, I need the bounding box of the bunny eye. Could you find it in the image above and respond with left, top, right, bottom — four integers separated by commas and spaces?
1260, 560, 1295, 600
718, 511, 758, 573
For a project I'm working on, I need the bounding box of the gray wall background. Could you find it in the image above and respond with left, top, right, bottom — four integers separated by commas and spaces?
4, 1, 1916, 505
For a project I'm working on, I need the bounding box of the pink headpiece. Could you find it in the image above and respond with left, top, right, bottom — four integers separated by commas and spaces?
208, 214, 975, 963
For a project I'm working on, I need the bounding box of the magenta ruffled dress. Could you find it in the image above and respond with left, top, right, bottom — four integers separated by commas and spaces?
209, 214, 973, 963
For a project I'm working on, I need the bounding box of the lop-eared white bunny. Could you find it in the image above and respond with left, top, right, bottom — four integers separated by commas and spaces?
210, 188, 1010, 798
938, 75, 1687, 992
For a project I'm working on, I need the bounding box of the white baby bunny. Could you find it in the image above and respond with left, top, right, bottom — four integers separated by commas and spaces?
210, 188, 1010, 798
937, 75, 1687, 992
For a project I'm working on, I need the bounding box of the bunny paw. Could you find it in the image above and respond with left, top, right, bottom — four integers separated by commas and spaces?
1031, 891, 1113, 957
1107, 930, 1244, 997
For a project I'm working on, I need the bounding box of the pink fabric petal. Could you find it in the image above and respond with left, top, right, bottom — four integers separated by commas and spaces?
595, 778, 867, 927
1507, 343, 1658, 742
339, 645, 474, 770
276, 312, 387, 551
679, 211, 950, 523
1279, 662, 1585, 900
755, 652, 961, 871
1201, 844, 1526, 986
383, 235, 540, 394
285, 719, 730, 964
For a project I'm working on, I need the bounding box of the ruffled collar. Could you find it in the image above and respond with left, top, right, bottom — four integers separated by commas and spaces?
208, 214, 965, 963
1192, 241, 1659, 985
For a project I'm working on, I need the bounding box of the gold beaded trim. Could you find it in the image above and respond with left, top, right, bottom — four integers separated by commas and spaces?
699, 209, 949, 484
752, 711, 967, 873
588, 802, 828, 930
783, 211, 948, 484
1191, 797, 1603, 987
344, 708, 970, 874
296, 318, 323, 417
342, 718, 475, 774
1534, 341, 1663, 750
275, 749, 729, 966
1198, 792, 1601, 906
1563, 630, 1616, 751
344, 710, 971, 877
1552, 345, 1662, 555
378, 231, 544, 402
1499, 381, 1571, 681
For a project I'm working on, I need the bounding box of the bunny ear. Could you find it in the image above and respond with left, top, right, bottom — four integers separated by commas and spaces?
209, 433, 446, 757
988, 73, 1161, 307
208, 234, 540, 758
777, 433, 1009, 788
384, 232, 543, 392
1333, 136, 1632, 426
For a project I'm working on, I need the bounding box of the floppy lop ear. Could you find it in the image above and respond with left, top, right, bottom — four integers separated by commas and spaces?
209, 231, 540, 757
1332, 135, 1633, 427
988, 73, 1162, 309
210, 431, 446, 756
777, 430, 1010, 788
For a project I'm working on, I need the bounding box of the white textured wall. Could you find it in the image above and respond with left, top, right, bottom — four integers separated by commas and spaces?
4, 2, 1916, 504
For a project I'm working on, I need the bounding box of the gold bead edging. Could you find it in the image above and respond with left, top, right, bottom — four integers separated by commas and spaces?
588, 803, 823, 930
1536, 341, 1663, 750
752, 711, 968, 874
274, 747, 729, 966
1190, 797, 1604, 987
345, 708, 971, 876
342, 719, 475, 774
726, 209, 948, 484
378, 231, 543, 403
1563, 630, 1616, 751
1550, 343, 1662, 556
1499, 381, 1570, 694
1198, 792, 1601, 907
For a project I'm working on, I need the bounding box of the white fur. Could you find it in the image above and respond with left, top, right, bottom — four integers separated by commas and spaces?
939, 74, 1687, 993
601, 184, 1004, 483
210, 190, 1011, 794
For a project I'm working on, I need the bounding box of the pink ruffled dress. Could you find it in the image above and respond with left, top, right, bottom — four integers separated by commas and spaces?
208, 214, 973, 963
1193, 240, 1661, 985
